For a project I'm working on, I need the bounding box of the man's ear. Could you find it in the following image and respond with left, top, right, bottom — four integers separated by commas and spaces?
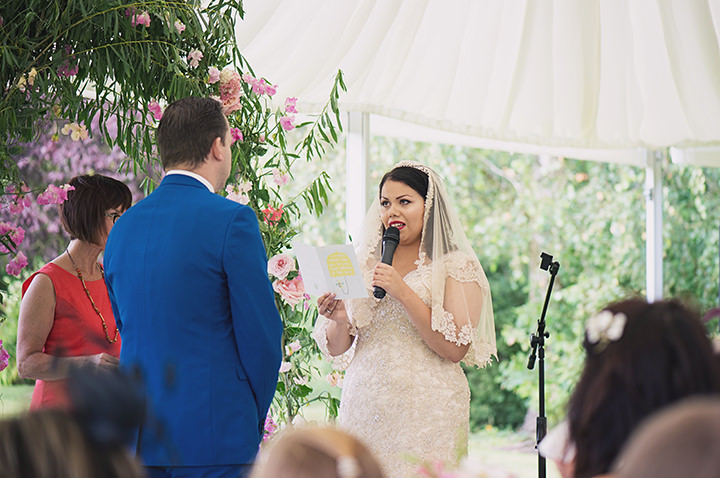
209, 136, 224, 161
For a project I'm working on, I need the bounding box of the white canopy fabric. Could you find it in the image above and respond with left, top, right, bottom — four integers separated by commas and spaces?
235, 0, 720, 164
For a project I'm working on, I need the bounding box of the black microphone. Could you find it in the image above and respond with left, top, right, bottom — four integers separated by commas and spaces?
373, 226, 400, 299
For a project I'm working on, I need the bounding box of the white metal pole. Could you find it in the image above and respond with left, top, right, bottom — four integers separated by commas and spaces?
345, 112, 370, 244
644, 149, 664, 301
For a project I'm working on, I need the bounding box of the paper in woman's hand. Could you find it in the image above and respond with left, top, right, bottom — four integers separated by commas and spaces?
293, 242, 368, 299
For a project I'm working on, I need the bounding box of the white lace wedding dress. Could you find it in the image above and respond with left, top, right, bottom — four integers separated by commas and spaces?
314, 253, 494, 478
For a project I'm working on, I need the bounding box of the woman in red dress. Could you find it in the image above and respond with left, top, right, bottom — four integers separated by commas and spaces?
16, 174, 132, 410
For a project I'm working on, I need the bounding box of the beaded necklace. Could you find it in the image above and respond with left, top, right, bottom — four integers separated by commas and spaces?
66, 249, 119, 344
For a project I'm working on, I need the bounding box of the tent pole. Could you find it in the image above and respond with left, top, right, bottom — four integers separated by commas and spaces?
345, 112, 370, 243
644, 150, 664, 301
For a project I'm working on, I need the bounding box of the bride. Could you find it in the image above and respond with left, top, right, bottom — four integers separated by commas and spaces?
313, 161, 497, 477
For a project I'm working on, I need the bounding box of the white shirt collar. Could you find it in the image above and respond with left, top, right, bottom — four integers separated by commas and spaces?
165, 170, 215, 193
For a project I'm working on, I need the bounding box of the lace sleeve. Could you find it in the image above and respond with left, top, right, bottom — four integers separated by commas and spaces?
311, 316, 356, 371
429, 252, 497, 367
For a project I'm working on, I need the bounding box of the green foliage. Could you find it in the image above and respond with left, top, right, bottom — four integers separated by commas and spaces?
1, 1, 244, 180
1, 1, 347, 426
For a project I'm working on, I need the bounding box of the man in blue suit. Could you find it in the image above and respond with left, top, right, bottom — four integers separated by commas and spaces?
105, 97, 282, 478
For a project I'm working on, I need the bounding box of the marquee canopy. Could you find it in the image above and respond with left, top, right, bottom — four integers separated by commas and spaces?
235, 0, 720, 165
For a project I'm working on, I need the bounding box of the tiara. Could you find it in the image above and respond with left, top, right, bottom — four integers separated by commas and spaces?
393, 160, 432, 177
586, 310, 627, 351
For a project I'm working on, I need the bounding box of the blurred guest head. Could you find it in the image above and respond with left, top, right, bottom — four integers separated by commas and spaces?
568, 297, 720, 478
615, 397, 720, 478
250, 426, 385, 478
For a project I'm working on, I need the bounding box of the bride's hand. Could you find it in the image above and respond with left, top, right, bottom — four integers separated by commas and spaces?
317, 293, 347, 322
372, 263, 408, 299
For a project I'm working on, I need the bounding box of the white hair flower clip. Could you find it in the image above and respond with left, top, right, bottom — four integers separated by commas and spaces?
336, 455, 361, 478
586, 310, 627, 351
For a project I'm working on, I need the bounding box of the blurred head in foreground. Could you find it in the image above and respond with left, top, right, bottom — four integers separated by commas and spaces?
250, 426, 385, 478
615, 397, 720, 478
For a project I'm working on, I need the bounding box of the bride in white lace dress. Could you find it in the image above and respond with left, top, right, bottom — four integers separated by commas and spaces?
313, 161, 497, 478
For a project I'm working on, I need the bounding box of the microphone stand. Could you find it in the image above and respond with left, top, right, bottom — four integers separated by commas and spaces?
527, 252, 560, 478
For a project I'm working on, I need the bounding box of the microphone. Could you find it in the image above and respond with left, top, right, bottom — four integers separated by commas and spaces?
373, 226, 400, 299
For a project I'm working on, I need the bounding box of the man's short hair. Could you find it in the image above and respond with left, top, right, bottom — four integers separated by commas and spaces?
156, 97, 228, 170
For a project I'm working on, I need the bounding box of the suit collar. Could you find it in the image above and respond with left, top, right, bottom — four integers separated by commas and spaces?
163, 169, 215, 193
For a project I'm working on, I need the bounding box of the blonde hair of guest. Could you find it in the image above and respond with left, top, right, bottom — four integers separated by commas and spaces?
250, 426, 386, 478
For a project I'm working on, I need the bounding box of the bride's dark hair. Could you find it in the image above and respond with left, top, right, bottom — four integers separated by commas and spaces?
378, 166, 428, 200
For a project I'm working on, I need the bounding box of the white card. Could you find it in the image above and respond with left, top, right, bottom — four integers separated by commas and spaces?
293, 242, 368, 299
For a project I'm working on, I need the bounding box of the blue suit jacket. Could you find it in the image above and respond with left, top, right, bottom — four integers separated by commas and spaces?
104, 174, 282, 466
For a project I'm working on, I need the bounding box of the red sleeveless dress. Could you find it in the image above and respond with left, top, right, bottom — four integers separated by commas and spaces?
21, 262, 121, 410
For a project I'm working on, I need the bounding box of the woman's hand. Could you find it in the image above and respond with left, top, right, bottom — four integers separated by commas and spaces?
317, 292, 348, 323
317, 293, 353, 356
372, 263, 410, 300
88, 353, 119, 371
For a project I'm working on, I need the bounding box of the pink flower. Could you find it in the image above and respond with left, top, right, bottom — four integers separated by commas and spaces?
284, 97, 298, 114
148, 100, 163, 121
207, 66, 220, 84
258, 134, 266, 143
0, 339, 9, 372
262, 204, 284, 225
279, 361, 292, 373
221, 96, 242, 115
327, 370, 344, 387
218, 67, 242, 113
57, 60, 79, 78
279, 115, 295, 131
285, 340, 302, 356
273, 276, 305, 306
174, 20, 186, 33
225, 182, 251, 205
36, 184, 75, 205
272, 168, 290, 186
6, 251, 28, 276
0, 222, 25, 253
268, 253, 295, 279
131, 10, 151, 27
5, 184, 32, 214
187, 49, 203, 69
230, 128, 243, 144
263, 413, 278, 442
293, 376, 309, 386
265, 83, 277, 97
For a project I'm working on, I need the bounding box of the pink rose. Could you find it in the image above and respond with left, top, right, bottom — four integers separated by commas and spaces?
6, 251, 28, 276
208, 66, 220, 84
268, 253, 295, 280
273, 277, 304, 306
279, 115, 295, 131
148, 100, 163, 121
